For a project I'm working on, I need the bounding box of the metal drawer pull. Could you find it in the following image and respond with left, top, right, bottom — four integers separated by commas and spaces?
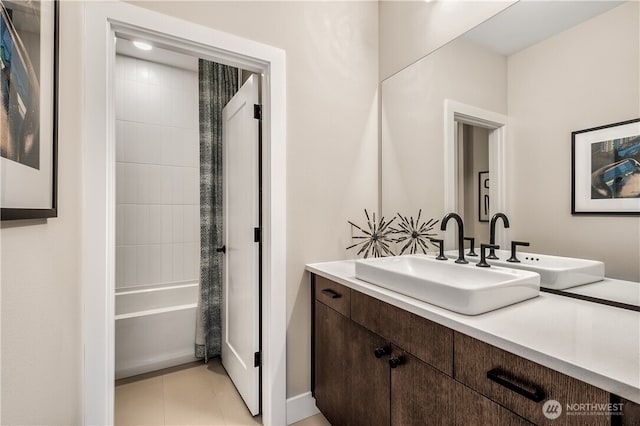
321, 289, 341, 299
486, 368, 545, 402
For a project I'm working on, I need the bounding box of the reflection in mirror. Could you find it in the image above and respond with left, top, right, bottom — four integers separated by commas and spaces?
457, 123, 489, 243
381, 1, 639, 309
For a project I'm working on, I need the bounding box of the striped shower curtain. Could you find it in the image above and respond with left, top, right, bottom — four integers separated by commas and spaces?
195, 59, 238, 361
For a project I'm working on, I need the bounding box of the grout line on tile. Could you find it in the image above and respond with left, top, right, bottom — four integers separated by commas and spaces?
161, 374, 166, 426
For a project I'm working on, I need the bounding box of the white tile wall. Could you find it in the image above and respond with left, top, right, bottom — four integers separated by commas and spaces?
115, 55, 200, 289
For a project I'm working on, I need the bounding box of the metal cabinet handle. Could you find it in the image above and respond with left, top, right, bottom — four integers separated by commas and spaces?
486, 368, 545, 402
321, 289, 341, 299
374, 346, 391, 359
389, 356, 406, 368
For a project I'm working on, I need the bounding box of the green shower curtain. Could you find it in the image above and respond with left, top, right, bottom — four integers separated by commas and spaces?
195, 59, 238, 361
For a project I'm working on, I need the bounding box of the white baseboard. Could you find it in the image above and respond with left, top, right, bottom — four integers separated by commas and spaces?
286, 391, 320, 425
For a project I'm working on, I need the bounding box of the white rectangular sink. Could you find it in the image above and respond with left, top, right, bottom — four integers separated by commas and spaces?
354, 255, 540, 315
446, 250, 605, 290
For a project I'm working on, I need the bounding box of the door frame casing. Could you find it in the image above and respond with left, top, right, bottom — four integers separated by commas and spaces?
82, 3, 287, 425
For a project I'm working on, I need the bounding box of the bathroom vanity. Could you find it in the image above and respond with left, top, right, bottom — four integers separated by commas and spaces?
307, 260, 640, 425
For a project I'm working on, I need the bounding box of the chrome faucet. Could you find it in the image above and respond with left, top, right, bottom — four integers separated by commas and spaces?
440, 213, 467, 264
488, 213, 510, 259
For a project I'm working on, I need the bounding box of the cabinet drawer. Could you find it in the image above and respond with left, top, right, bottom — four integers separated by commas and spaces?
453, 379, 533, 426
314, 276, 350, 317
454, 332, 610, 425
391, 347, 531, 426
620, 397, 640, 425
351, 290, 453, 375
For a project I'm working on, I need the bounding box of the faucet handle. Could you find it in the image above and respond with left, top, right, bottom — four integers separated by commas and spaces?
429, 238, 448, 260
477, 244, 500, 268
464, 237, 478, 256
507, 241, 530, 263
486, 246, 499, 260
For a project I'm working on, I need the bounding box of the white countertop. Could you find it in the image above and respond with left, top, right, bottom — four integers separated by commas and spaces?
564, 278, 640, 307
306, 259, 640, 404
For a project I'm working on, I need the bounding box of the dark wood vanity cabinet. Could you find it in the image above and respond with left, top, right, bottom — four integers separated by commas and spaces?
314, 301, 351, 425
312, 274, 640, 426
312, 275, 530, 425
315, 300, 391, 426
454, 332, 610, 425
347, 321, 391, 425
314, 276, 390, 426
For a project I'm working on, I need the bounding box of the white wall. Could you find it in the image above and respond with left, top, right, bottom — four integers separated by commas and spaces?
0, 2, 83, 424
381, 36, 507, 227
379, 0, 515, 80
115, 55, 200, 291
128, 0, 379, 398
507, 2, 640, 281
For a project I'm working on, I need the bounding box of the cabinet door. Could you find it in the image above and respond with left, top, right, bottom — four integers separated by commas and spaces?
348, 323, 391, 426
314, 301, 350, 426
621, 397, 640, 425
391, 350, 454, 425
351, 290, 453, 376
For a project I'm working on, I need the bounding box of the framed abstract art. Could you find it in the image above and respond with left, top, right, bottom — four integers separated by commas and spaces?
1, 0, 58, 220
572, 119, 640, 215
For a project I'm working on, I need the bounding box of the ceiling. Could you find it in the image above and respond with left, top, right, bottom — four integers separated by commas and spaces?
115, 37, 198, 71
464, 1, 625, 56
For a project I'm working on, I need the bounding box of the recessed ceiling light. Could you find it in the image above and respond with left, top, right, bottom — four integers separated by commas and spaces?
133, 41, 153, 51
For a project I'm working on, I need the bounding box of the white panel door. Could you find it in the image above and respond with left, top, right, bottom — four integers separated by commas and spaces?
221, 74, 260, 416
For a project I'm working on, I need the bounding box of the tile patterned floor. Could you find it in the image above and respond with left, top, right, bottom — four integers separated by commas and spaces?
290, 414, 331, 426
115, 360, 330, 426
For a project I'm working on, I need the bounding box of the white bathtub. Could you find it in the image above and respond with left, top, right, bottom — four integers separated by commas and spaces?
115, 281, 199, 379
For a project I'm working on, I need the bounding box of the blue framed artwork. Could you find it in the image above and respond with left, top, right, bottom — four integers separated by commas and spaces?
1, 0, 58, 220
572, 118, 640, 215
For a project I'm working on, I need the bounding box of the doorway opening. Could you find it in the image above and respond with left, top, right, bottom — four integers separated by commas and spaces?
443, 100, 508, 249
112, 37, 263, 423
456, 122, 490, 244
82, 3, 286, 425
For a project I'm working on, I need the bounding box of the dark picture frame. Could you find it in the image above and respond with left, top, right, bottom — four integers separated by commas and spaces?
0, 0, 58, 220
571, 118, 640, 215
478, 171, 489, 222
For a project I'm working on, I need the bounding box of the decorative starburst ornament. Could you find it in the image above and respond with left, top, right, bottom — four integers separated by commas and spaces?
347, 209, 396, 258
391, 210, 439, 255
